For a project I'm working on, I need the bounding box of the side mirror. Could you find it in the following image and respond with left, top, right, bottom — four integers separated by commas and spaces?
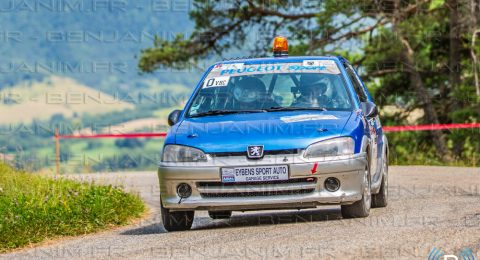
167, 110, 182, 126
361, 101, 378, 118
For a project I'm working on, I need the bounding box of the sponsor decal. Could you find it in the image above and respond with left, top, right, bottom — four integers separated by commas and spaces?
221, 165, 289, 183
303, 60, 320, 66
212, 63, 244, 71
280, 114, 338, 123
210, 61, 340, 77
221, 168, 235, 182
222, 174, 235, 182
202, 76, 230, 88
303, 60, 336, 67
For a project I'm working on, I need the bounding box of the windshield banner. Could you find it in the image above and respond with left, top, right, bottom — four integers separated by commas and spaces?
208, 60, 341, 78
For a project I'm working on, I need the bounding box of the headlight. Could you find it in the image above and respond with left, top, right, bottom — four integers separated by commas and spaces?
162, 145, 207, 162
304, 137, 354, 158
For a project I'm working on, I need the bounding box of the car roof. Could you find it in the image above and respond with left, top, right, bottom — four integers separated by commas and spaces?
214, 56, 347, 65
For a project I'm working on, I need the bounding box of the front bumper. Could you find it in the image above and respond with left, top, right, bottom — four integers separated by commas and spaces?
158, 153, 367, 211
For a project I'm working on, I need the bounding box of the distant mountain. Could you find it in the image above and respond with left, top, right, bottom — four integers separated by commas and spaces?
0, 0, 202, 94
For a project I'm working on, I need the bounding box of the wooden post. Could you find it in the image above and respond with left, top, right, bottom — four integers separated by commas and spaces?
55, 128, 60, 175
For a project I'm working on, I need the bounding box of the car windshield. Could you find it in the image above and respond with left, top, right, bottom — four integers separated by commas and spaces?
187, 60, 353, 117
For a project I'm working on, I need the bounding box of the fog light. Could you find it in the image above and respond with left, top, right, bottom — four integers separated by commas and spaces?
324, 177, 340, 192
176, 183, 192, 198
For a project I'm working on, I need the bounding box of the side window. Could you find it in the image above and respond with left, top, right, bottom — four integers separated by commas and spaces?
345, 65, 368, 102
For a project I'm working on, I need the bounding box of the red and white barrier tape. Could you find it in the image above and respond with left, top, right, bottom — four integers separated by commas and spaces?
382, 123, 480, 132
57, 133, 167, 139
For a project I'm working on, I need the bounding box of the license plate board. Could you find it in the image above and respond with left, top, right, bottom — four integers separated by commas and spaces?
221, 165, 289, 183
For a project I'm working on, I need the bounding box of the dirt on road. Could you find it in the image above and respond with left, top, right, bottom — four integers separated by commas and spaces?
3, 166, 480, 260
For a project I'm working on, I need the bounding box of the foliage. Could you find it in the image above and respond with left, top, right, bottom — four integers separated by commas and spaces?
115, 139, 145, 148
0, 164, 145, 252
387, 131, 479, 166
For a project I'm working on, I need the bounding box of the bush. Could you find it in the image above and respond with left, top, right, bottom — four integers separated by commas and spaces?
114, 138, 144, 148
386, 130, 479, 167
0, 164, 145, 252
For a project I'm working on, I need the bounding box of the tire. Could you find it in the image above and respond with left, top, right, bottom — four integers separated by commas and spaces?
161, 200, 194, 232
341, 152, 371, 218
372, 151, 388, 208
208, 211, 232, 219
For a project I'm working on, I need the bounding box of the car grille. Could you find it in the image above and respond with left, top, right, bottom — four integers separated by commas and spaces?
208, 149, 301, 158
198, 177, 317, 187
197, 177, 317, 198
201, 189, 315, 198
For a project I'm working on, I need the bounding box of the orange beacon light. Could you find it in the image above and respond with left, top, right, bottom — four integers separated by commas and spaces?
273, 36, 288, 57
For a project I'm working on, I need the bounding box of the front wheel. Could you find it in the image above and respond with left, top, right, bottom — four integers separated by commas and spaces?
372, 151, 388, 208
161, 200, 194, 232
341, 153, 371, 218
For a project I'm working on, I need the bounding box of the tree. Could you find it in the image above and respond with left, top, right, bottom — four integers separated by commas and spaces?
139, 0, 480, 163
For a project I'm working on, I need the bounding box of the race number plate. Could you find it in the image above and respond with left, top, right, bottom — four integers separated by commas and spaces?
221, 165, 289, 183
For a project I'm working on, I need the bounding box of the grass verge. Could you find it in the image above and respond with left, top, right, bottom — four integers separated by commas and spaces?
0, 164, 145, 253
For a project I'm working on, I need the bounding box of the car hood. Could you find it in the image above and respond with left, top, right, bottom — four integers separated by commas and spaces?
174, 111, 353, 153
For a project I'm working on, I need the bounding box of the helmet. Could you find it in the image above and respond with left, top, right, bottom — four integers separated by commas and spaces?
299, 74, 327, 95
233, 77, 267, 103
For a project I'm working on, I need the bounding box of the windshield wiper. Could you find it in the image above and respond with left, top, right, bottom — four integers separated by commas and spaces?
266, 106, 327, 112
190, 109, 266, 118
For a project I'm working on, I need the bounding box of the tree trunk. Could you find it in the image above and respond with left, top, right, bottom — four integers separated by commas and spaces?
471, 0, 480, 96
399, 37, 451, 161
448, 0, 462, 92
448, 0, 465, 157
391, 0, 451, 161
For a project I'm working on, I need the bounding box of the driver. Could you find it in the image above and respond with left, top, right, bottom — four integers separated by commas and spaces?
292, 74, 328, 108
233, 77, 277, 109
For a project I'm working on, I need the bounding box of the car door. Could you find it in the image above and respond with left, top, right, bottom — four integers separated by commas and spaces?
351, 65, 385, 179
344, 64, 381, 179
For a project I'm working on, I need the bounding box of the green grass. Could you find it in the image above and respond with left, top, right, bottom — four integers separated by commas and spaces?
0, 164, 145, 253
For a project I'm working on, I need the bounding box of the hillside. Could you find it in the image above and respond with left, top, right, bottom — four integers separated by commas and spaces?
0, 76, 135, 124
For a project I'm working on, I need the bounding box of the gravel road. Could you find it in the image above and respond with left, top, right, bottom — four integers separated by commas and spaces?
3, 166, 480, 260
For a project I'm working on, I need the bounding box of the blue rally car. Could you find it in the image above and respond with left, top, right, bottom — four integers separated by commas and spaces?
158, 37, 389, 231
